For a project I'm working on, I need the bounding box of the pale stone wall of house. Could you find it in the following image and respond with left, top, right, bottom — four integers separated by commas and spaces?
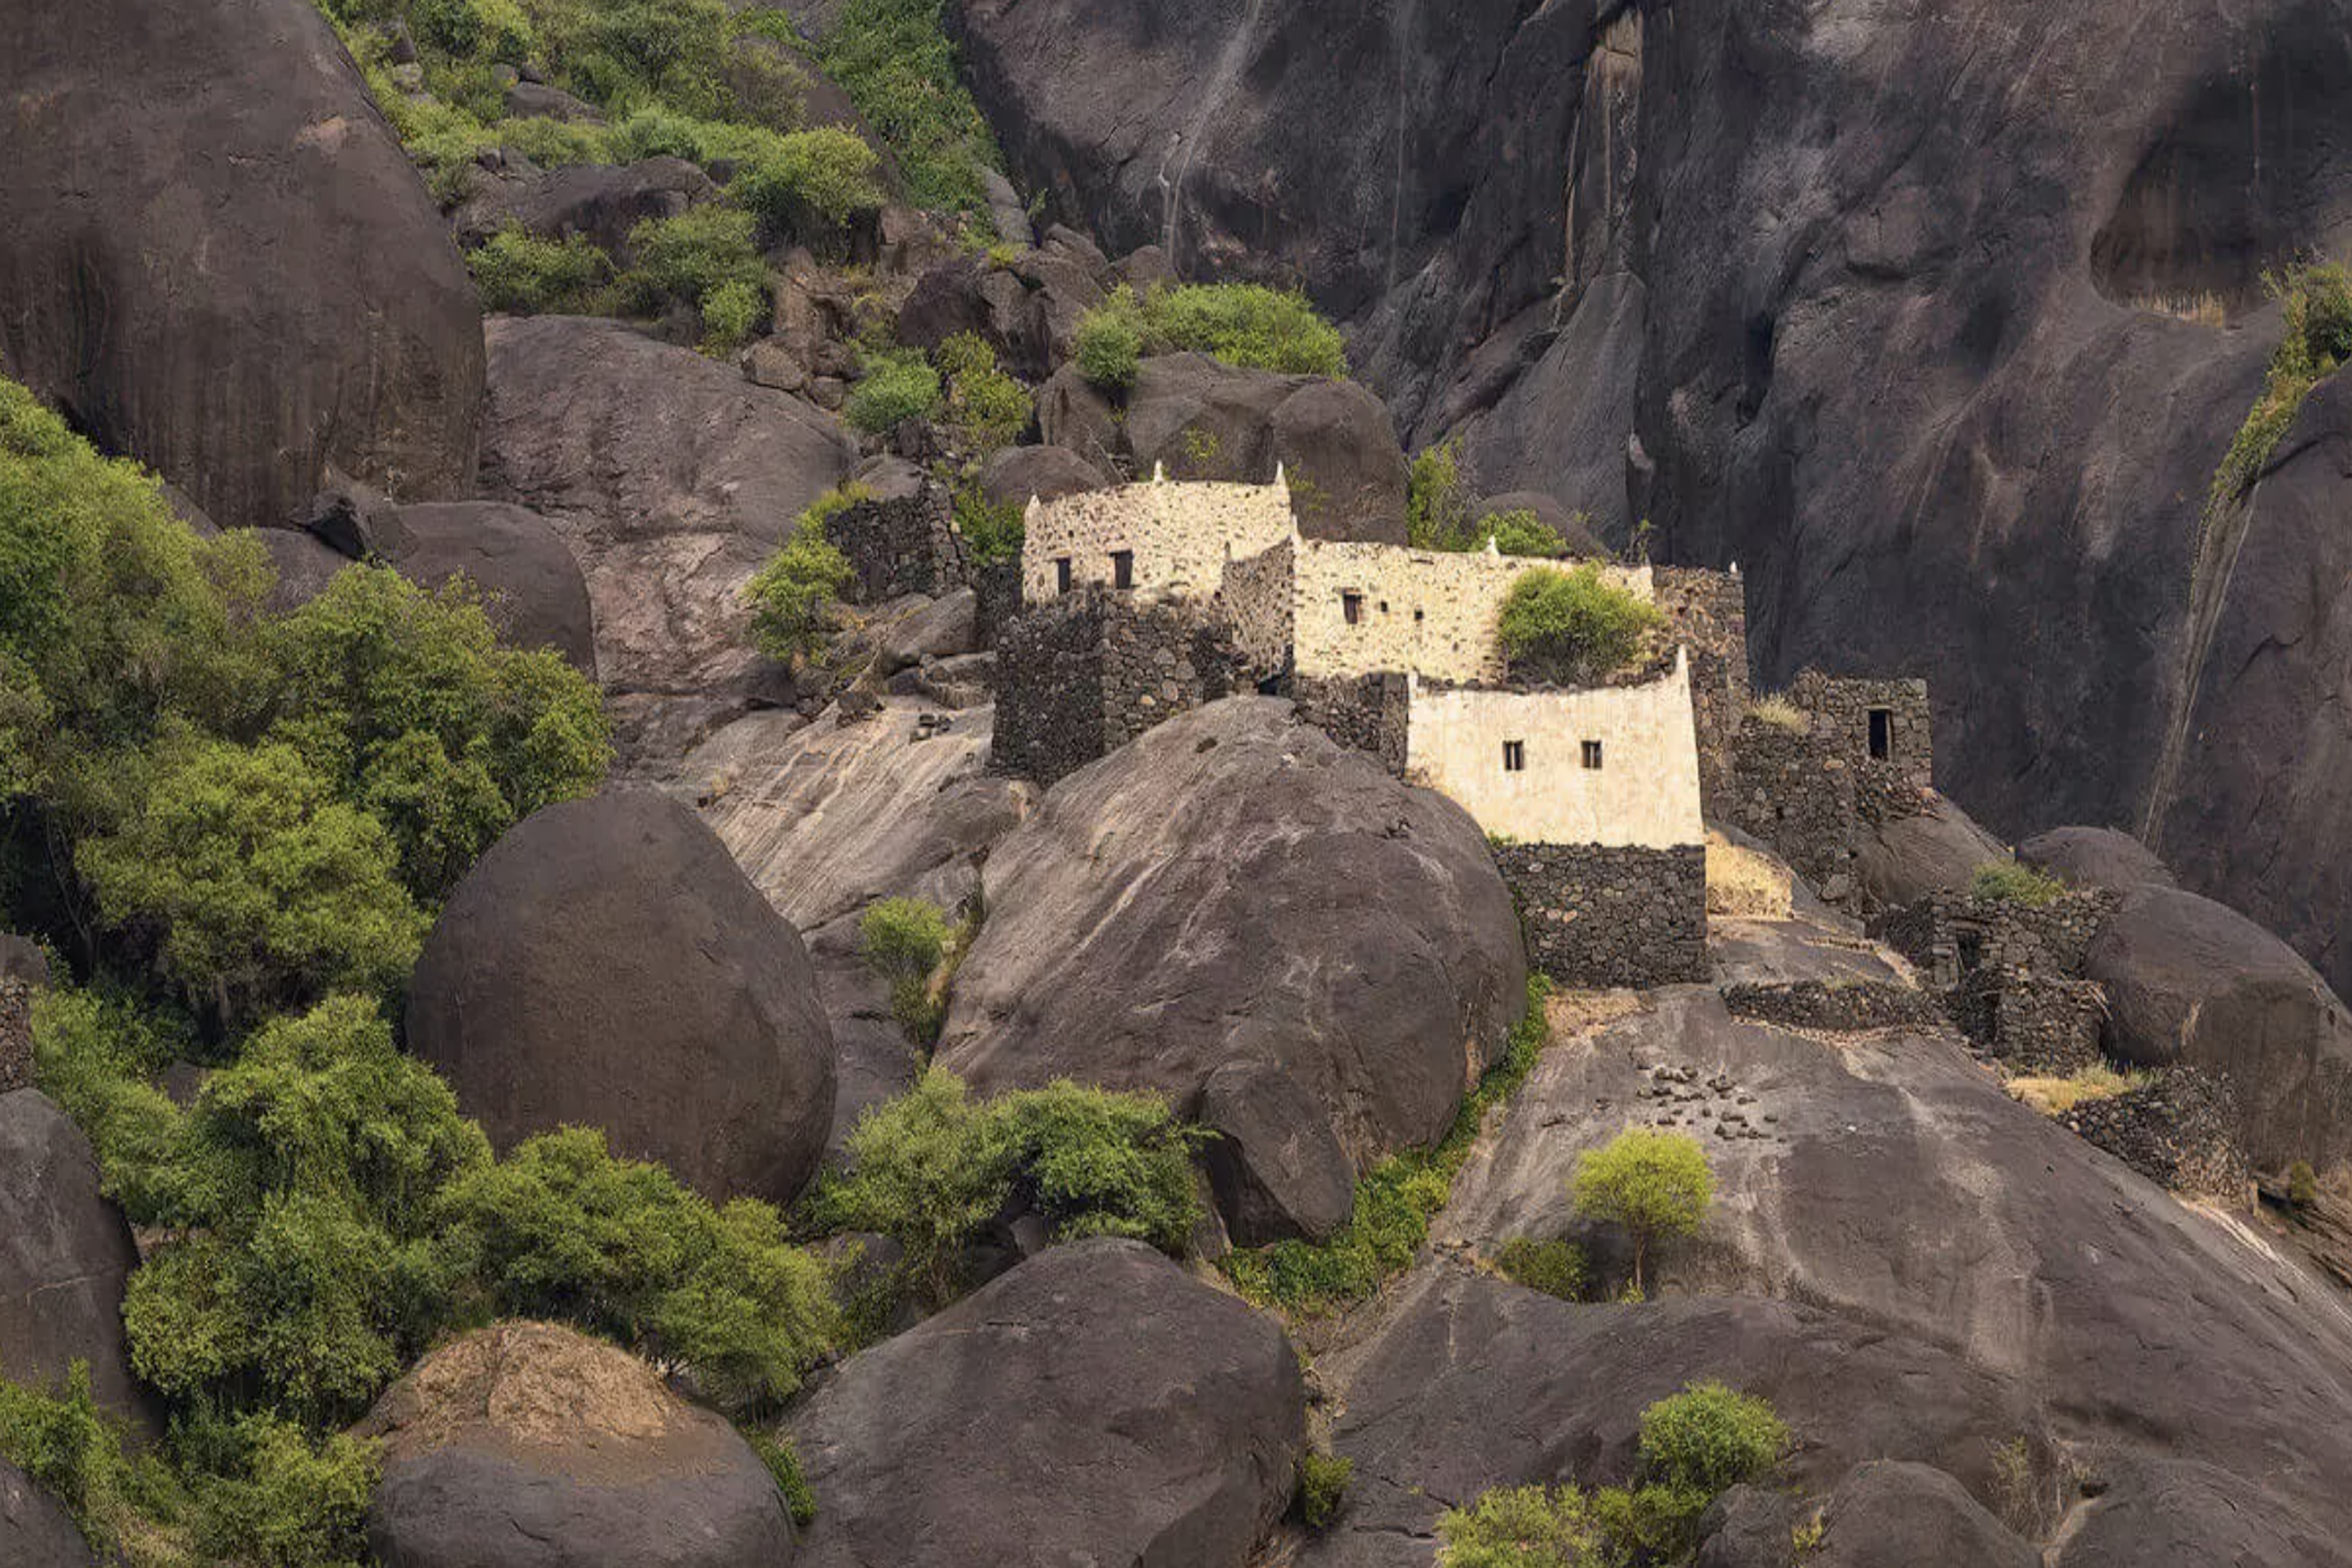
1289, 542, 1653, 683
1021, 477, 1294, 605
1404, 651, 1702, 847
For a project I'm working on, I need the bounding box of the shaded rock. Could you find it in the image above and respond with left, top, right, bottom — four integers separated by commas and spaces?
477, 315, 856, 699
1854, 792, 2007, 911
789, 1239, 1305, 1568
978, 443, 1108, 509
1804, 1461, 2037, 1568
357, 1321, 794, 1568
251, 523, 354, 613
603, 693, 762, 785
2019, 825, 2177, 891
868, 590, 978, 675
0, 0, 483, 529
379, 501, 598, 676
0, 935, 50, 991
896, 256, 1040, 374
503, 81, 602, 123
1268, 378, 1411, 541
940, 698, 1525, 1239
452, 158, 716, 261
0, 1090, 156, 1440
1474, 491, 1611, 559
2056, 1453, 2352, 1568
2085, 884, 2352, 1171
0, 1458, 93, 1568
980, 167, 1035, 250
1199, 1058, 1356, 1246
407, 792, 836, 1205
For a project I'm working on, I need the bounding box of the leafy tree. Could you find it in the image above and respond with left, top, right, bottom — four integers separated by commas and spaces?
733, 126, 887, 238
1637, 1381, 1787, 1495
428, 1127, 838, 1413
745, 529, 856, 663
1437, 1483, 1600, 1567
816, 0, 1002, 215
76, 737, 429, 1026
952, 483, 1025, 565
1496, 565, 1663, 686
845, 349, 945, 433
936, 333, 1032, 452
1570, 1128, 1711, 1295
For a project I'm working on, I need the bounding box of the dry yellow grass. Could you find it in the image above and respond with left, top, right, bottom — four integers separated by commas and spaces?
1706, 831, 1793, 918
2137, 291, 2229, 328
1746, 693, 1809, 734
2006, 1065, 2148, 1116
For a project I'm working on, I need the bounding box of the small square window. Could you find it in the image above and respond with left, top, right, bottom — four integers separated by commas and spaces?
1503, 740, 1527, 773
1581, 740, 1604, 770
1111, 550, 1135, 590
1378, 600, 1390, 614
1342, 591, 1365, 626
1413, 608, 1425, 623
1055, 557, 1073, 594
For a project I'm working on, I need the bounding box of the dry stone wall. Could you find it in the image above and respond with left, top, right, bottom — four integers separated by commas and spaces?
1654, 567, 1749, 815
831, 483, 964, 604
1021, 479, 1293, 604
1292, 673, 1411, 773
1496, 842, 1706, 989
1789, 669, 1934, 787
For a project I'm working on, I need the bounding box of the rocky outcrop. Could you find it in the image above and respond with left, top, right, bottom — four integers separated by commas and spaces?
451, 157, 716, 260
0, 1089, 156, 1440
357, 1321, 795, 1568
2019, 826, 2178, 892
1, 1458, 93, 1568
476, 314, 857, 708
0, 0, 482, 529
1039, 354, 1408, 541
789, 1240, 1305, 1568
977, 443, 1108, 509
939, 698, 1525, 1242
407, 791, 836, 1205
379, 501, 598, 676
1854, 793, 2008, 911
2085, 885, 2352, 1172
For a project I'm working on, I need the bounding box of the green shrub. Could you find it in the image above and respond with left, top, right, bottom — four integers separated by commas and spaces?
524, 0, 735, 115
76, 737, 429, 1026
744, 1429, 819, 1525
952, 483, 1025, 565
1482, 509, 1571, 558
937, 333, 1033, 451
1496, 565, 1663, 686
816, 0, 1002, 216
1406, 437, 1474, 549
1570, 1128, 1711, 1295
184, 1414, 380, 1568
1437, 1483, 1600, 1567
413, 0, 536, 61
699, 276, 769, 352
845, 349, 945, 433
2291, 1159, 2320, 1207
811, 1068, 1203, 1304
1074, 294, 1145, 390
1494, 1236, 1587, 1301
2204, 260, 2352, 543
491, 113, 614, 168
28, 983, 193, 1224
860, 896, 952, 1040
1296, 1450, 1354, 1530
1224, 979, 1550, 1315
625, 206, 766, 312
733, 127, 886, 238
744, 526, 856, 663
429, 1126, 839, 1413
1969, 861, 2064, 908
469, 226, 615, 315
1588, 1482, 1713, 1565
1638, 1381, 1787, 1494
0, 1364, 182, 1560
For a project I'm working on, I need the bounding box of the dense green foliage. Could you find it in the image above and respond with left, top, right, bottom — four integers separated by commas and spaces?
846, 348, 946, 433
466, 226, 615, 314
952, 483, 1026, 565
1223, 980, 1551, 1315
859, 895, 952, 1040
1969, 860, 2065, 908
2203, 261, 2352, 542
1407, 439, 1577, 556
937, 333, 1033, 453
811, 1068, 1205, 1305
1437, 1384, 1786, 1567
1483, 509, 1572, 558
1496, 566, 1663, 686
744, 496, 858, 662
1494, 1236, 1588, 1301
1570, 1129, 1712, 1295
732, 126, 887, 236
1074, 284, 1348, 383
813, 0, 1002, 216
1296, 1450, 1354, 1530
745, 1429, 820, 1525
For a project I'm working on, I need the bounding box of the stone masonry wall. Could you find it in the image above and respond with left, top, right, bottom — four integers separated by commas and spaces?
1497, 843, 1707, 989
1220, 534, 1295, 679
1293, 672, 1411, 774
970, 558, 1022, 650
830, 483, 963, 604
1654, 567, 1749, 817
1789, 669, 1933, 788
1021, 478, 1293, 604
1727, 717, 1860, 894
1098, 601, 1252, 753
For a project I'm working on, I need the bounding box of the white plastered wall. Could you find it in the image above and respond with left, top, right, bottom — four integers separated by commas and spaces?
1019, 473, 1296, 605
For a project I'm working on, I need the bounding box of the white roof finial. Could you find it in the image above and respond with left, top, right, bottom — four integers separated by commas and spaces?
1485, 534, 1502, 558
1153, 461, 1167, 484
1274, 460, 1287, 490
1730, 560, 1741, 576
1024, 495, 1041, 522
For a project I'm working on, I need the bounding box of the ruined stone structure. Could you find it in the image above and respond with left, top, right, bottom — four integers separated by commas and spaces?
828, 482, 965, 604
1292, 672, 1411, 775
1788, 669, 1933, 788
1020, 473, 1293, 605
989, 587, 1250, 789
1654, 568, 1750, 815
1494, 842, 1707, 989
1873, 888, 2118, 1074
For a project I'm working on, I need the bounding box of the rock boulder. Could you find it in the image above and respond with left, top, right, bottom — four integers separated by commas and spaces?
789, 1239, 1305, 1568
379, 501, 598, 676
407, 791, 836, 1204
0, 0, 482, 528
1, 1458, 93, 1568
2018, 825, 2177, 891
939, 699, 1525, 1242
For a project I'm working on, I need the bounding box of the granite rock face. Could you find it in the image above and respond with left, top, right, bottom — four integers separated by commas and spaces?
0, 0, 482, 528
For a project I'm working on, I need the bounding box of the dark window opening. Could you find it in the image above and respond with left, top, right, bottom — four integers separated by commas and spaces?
1111, 550, 1134, 590
1055, 557, 1073, 594
1342, 591, 1364, 626
1581, 740, 1604, 770
1868, 708, 1893, 761
1503, 740, 1527, 773
1378, 600, 1390, 614
1413, 608, 1425, 623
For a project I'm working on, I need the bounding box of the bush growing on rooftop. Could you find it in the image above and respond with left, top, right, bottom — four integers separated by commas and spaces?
1496, 565, 1663, 686
1969, 861, 2064, 908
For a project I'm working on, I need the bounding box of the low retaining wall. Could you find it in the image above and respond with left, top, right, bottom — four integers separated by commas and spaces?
1496, 843, 1706, 990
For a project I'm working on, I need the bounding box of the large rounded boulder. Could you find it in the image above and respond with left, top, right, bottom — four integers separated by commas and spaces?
939, 698, 1526, 1242
1, 1458, 94, 1567
0, 1089, 156, 1439
2085, 884, 2352, 1172
379, 501, 599, 677
407, 791, 836, 1204
789, 1239, 1305, 1568
0, 0, 482, 529
2018, 825, 2177, 891
357, 1321, 795, 1568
